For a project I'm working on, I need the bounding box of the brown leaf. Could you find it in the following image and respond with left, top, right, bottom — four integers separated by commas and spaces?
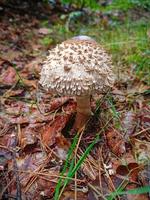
116, 165, 129, 176
42, 114, 71, 146
112, 88, 126, 103
23, 57, 42, 75
139, 165, 150, 186
0, 66, 17, 85
53, 135, 70, 159
82, 161, 97, 181
88, 189, 97, 200
37, 96, 76, 114
4, 101, 29, 116
8, 110, 54, 124
106, 129, 126, 155
60, 190, 87, 200
35, 178, 55, 198
49, 97, 71, 111
128, 162, 140, 182
3, 89, 24, 99
140, 104, 150, 129
9, 152, 47, 172
1, 50, 22, 62
116, 163, 140, 182
19, 125, 39, 150
127, 81, 150, 96
8, 152, 59, 199
22, 78, 37, 88
131, 138, 150, 164
122, 110, 137, 137
0, 132, 16, 148
63, 99, 76, 113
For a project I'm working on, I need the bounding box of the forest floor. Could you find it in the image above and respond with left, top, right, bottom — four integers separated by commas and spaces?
0, 2, 150, 200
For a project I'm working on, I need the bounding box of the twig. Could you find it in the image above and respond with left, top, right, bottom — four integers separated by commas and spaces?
73, 129, 85, 200
0, 123, 13, 137
88, 183, 107, 200
12, 132, 22, 200
0, 178, 15, 199
16, 170, 85, 183
131, 127, 150, 137
98, 147, 103, 194
101, 153, 121, 200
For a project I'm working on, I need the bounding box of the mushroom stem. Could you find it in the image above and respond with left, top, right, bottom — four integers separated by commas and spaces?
74, 95, 91, 130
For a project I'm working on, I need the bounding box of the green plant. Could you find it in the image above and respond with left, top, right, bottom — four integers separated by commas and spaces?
131, 0, 150, 10
54, 133, 79, 199
107, 185, 150, 200
102, 0, 150, 12
40, 36, 53, 46
103, 0, 134, 11
61, 0, 100, 10
54, 133, 100, 199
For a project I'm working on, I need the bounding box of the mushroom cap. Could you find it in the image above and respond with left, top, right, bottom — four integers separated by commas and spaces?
39, 36, 115, 96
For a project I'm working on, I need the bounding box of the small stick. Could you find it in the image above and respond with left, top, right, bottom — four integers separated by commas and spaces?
12, 134, 22, 200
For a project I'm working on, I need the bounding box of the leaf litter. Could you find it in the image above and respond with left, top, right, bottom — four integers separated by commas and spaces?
0, 5, 150, 200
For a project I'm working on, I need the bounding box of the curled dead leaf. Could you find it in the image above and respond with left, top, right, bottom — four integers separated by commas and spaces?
42, 114, 72, 146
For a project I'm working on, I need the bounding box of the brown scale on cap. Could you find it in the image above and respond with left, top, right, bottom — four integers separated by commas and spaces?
40, 35, 115, 130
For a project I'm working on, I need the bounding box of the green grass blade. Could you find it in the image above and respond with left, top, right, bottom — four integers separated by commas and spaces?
54, 133, 79, 200
69, 134, 99, 177
58, 134, 100, 198
107, 98, 119, 119
107, 185, 150, 200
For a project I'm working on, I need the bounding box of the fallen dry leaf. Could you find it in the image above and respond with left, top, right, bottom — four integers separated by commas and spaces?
1, 50, 22, 62
23, 57, 42, 75
22, 78, 37, 88
0, 66, 17, 85
7, 109, 55, 124
42, 114, 71, 146
116, 162, 140, 182
106, 129, 126, 155
60, 190, 87, 200
4, 101, 29, 116
140, 104, 150, 129
0, 132, 16, 148
7, 152, 59, 199
131, 138, 150, 164
139, 165, 150, 187
2, 89, 24, 99
122, 110, 137, 137
49, 96, 71, 111
19, 125, 39, 150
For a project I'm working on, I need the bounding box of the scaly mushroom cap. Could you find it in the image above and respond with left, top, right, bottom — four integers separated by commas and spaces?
40, 36, 115, 96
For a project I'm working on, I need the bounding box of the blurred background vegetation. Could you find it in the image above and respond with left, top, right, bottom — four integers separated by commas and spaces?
1, 0, 150, 84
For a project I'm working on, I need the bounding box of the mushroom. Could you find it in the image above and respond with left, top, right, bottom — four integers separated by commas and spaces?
39, 35, 115, 130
